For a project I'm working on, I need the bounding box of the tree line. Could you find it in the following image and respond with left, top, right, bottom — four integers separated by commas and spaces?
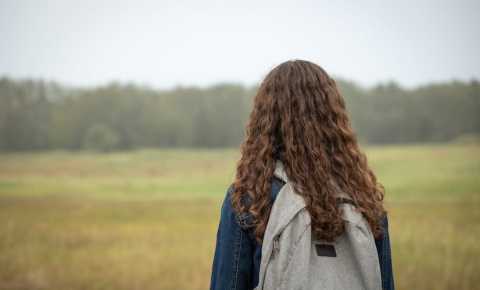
0, 77, 478, 151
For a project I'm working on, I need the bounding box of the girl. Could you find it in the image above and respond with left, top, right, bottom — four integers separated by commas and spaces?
210, 59, 394, 290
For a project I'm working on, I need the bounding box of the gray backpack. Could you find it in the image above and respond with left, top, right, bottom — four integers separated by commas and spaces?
254, 160, 382, 290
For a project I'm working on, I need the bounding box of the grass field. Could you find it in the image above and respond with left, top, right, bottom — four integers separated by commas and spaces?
0, 144, 479, 290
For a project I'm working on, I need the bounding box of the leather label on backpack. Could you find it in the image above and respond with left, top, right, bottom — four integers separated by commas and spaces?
314, 243, 337, 257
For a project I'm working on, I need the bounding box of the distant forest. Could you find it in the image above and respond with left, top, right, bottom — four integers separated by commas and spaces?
0, 77, 479, 151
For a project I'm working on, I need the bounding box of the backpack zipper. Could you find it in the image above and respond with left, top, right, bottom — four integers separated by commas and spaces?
271, 235, 280, 259
258, 234, 281, 289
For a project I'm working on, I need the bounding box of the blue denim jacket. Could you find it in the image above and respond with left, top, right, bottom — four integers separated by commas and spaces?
210, 177, 395, 290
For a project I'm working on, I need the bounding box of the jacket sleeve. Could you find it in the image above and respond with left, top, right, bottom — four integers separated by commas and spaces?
210, 185, 256, 290
375, 214, 395, 290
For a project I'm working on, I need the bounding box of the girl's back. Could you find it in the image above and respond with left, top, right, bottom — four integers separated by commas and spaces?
209, 59, 395, 290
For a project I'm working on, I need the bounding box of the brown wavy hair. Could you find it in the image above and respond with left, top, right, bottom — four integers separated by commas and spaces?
231, 59, 386, 244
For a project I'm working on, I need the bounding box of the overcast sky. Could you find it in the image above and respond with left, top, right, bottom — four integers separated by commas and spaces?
1, 0, 479, 89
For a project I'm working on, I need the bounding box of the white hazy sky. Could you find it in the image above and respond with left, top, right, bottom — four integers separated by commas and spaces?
1, 0, 479, 89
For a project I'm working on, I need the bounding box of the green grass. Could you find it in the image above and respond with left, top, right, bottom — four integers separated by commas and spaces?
0, 148, 239, 200
0, 144, 479, 290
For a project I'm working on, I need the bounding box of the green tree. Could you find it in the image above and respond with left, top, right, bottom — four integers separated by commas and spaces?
83, 123, 120, 152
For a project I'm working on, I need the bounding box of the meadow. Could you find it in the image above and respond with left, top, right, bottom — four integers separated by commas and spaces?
0, 143, 479, 290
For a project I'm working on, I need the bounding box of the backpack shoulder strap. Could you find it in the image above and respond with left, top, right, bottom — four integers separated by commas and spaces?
264, 160, 308, 237
273, 159, 289, 183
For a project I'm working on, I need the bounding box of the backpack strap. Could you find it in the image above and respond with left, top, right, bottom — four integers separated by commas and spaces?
273, 159, 289, 183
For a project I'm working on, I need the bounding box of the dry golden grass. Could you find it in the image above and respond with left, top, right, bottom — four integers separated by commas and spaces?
0, 143, 479, 290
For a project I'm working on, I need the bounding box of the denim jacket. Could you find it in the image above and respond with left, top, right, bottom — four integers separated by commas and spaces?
210, 177, 395, 290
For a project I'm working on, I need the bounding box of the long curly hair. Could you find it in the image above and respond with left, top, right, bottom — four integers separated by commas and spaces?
231, 59, 386, 244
